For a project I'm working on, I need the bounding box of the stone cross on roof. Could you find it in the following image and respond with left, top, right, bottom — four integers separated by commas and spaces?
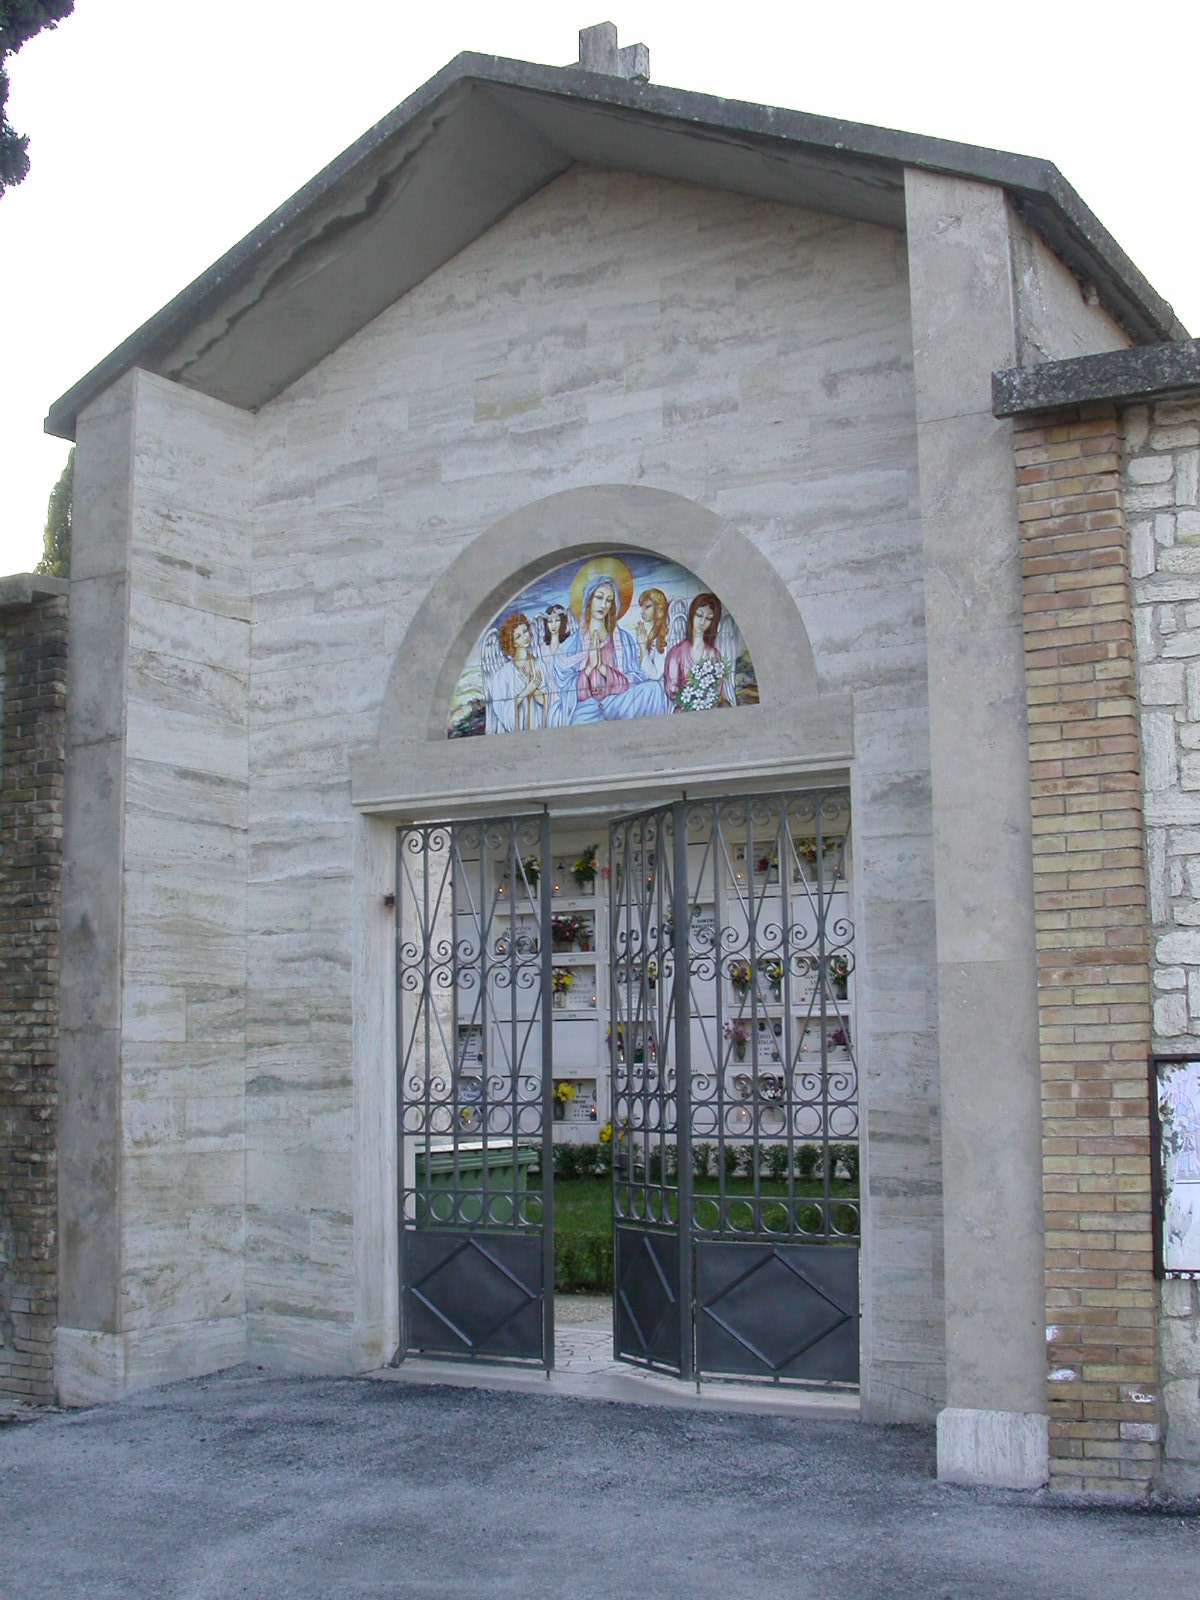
578, 21, 650, 81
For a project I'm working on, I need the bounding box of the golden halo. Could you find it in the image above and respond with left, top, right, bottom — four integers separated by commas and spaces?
568, 556, 635, 623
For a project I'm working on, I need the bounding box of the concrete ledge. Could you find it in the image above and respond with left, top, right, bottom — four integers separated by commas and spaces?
937, 1406, 1048, 1488
0, 573, 69, 609
993, 339, 1200, 417
55, 1318, 249, 1407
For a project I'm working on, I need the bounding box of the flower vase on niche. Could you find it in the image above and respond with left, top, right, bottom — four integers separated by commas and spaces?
553, 1082, 575, 1120
724, 1019, 749, 1063
571, 845, 598, 894
728, 958, 751, 1000
552, 968, 573, 1009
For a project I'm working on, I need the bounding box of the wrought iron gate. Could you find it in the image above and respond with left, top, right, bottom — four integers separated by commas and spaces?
395, 816, 553, 1367
610, 792, 859, 1384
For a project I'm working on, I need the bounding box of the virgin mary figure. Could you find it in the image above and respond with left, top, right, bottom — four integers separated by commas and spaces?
550, 562, 668, 725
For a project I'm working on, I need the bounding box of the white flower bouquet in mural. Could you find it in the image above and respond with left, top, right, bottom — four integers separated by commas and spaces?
675, 653, 732, 713
446, 552, 757, 738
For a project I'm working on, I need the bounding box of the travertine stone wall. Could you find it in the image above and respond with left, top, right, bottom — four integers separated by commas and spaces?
1127, 394, 1200, 1494
1013, 405, 1159, 1494
904, 172, 1046, 1458
57, 373, 253, 1402
252, 166, 942, 1411
0, 582, 68, 1402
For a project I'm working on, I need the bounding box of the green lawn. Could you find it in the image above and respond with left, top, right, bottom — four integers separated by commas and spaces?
540, 1174, 859, 1293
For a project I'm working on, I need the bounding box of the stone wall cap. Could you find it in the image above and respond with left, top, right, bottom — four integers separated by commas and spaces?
993, 339, 1200, 417
46, 49, 1188, 441
0, 573, 69, 610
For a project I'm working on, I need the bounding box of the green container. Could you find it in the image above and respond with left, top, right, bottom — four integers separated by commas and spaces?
414, 1140, 539, 1225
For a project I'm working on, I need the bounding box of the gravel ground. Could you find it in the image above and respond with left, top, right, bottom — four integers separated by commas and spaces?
1, 1372, 1197, 1599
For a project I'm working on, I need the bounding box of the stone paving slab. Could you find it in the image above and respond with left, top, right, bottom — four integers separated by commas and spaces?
1, 1372, 1197, 1599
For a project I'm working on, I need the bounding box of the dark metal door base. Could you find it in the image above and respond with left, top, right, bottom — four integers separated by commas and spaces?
406, 1230, 545, 1360
614, 1225, 682, 1371
696, 1241, 859, 1383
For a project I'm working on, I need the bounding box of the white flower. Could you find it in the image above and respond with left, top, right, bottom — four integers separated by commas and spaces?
677, 656, 729, 711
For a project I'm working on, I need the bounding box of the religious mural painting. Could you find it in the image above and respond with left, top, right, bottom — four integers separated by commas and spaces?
447, 552, 758, 738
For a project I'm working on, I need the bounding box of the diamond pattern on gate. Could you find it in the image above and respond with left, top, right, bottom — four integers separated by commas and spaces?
700, 1247, 852, 1372
618, 1233, 676, 1357
411, 1236, 538, 1352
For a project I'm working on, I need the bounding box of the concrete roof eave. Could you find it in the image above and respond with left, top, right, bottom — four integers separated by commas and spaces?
45, 52, 1190, 441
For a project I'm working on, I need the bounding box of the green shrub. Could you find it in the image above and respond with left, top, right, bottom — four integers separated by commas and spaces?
765, 1142, 789, 1181
723, 1143, 741, 1181
796, 1143, 820, 1180
554, 1143, 581, 1180
576, 1144, 599, 1178
693, 1141, 714, 1180
840, 1142, 860, 1183
555, 1228, 614, 1293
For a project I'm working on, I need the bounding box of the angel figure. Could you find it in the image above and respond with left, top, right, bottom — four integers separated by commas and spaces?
483, 611, 549, 733
635, 587, 670, 683
664, 592, 737, 712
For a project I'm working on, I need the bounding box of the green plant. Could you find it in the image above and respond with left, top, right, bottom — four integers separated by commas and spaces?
693, 1141, 713, 1180
840, 1143, 860, 1183
796, 1143, 820, 1180
520, 854, 540, 891
576, 1144, 598, 1178
766, 1142, 789, 1181
723, 1143, 741, 1181
554, 1142, 581, 1180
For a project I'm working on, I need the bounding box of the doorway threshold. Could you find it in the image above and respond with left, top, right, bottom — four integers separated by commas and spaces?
371, 1296, 859, 1419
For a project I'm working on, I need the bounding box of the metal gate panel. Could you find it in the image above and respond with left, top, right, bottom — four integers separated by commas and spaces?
611, 789, 860, 1388
406, 1230, 545, 1359
695, 1241, 859, 1382
610, 803, 691, 1376
396, 815, 553, 1368
614, 1226, 682, 1369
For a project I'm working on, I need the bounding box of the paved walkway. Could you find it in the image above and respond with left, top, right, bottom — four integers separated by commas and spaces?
2, 1357, 1197, 1598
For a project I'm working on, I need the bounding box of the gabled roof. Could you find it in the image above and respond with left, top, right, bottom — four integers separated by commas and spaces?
45, 51, 1189, 440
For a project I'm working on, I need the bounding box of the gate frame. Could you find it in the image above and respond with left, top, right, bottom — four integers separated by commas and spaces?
609, 789, 860, 1386
394, 813, 555, 1371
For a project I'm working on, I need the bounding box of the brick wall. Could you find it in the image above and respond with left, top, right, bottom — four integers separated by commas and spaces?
1013, 407, 1160, 1492
0, 581, 68, 1403
1126, 395, 1200, 1494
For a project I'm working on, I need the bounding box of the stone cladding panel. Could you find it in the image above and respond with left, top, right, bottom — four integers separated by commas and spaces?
1013, 405, 1160, 1493
1126, 395, 1200, 1494
0, 592, 68, 1402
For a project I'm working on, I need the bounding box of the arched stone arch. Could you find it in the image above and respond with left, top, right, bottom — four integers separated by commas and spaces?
351, 485, 850, 816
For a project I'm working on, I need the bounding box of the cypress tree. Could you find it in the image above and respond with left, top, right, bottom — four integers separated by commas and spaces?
36, 445, 72, 578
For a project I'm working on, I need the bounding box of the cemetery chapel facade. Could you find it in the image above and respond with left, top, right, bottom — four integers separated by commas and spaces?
42, 26, 1200, 1494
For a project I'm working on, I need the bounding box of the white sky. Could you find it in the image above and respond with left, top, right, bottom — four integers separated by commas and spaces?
2, 0, 1197, 576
